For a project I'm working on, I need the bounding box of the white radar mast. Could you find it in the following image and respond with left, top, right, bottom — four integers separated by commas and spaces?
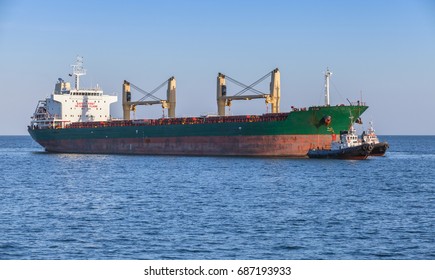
71, 56, 86, 90
324, 68, 332, 106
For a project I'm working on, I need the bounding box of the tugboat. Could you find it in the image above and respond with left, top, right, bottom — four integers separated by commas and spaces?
307, 126, 373, 160
361, 121, 389, 156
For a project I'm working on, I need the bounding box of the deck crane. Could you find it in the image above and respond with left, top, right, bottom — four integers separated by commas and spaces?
216, 68, 280, 116
122, 77, 176, 120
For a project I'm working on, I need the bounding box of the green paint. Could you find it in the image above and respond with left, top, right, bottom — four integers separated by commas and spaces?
29, 106, 368, 141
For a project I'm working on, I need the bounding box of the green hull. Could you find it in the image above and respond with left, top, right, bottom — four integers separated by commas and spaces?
28, 105, 368, 156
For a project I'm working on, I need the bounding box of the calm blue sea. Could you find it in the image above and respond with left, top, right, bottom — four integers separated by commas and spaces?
0, 136, 434, 260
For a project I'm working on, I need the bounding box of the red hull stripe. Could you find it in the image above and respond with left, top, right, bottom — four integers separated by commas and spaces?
39, 135, 333, 157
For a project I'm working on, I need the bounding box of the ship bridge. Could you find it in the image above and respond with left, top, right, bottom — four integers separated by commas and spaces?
30, 56, 117, 129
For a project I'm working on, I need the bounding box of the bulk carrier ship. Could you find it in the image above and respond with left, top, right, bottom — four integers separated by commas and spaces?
28, 57, 368, 157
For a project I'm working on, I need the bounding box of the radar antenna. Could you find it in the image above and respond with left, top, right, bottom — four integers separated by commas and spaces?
71, 56, 87, 90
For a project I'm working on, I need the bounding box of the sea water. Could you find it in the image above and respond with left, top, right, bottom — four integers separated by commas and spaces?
0, 136, 434, 259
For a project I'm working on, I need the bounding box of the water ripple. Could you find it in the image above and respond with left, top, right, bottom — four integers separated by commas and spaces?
0, 136, 434, 259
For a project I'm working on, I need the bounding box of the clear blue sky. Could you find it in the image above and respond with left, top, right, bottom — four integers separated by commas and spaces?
1, 0, 434, 135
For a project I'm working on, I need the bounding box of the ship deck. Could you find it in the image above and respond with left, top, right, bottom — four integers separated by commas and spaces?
66, 112, 291, 129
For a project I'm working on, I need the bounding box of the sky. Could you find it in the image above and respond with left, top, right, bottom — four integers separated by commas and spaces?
0, 0, 434, 135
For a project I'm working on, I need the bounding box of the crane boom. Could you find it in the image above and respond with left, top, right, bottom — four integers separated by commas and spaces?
122, 77, 176, 120
216, 68, 280, 116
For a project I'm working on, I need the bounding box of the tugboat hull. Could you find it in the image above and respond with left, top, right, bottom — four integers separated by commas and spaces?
370, 142, 389, 156
307, 143, 373, 160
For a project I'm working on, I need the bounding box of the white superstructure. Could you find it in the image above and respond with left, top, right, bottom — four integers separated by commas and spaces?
361, 121, 380, 144
331, 125, 361, 150
30, 57, 117, 129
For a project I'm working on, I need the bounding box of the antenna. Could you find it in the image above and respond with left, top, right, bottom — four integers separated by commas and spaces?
324, 68, 332, 106
71, 56, 86, 90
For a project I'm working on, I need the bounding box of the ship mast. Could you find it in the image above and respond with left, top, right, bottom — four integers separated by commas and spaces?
71, 56, 86, 90
324, 68, 332, 106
